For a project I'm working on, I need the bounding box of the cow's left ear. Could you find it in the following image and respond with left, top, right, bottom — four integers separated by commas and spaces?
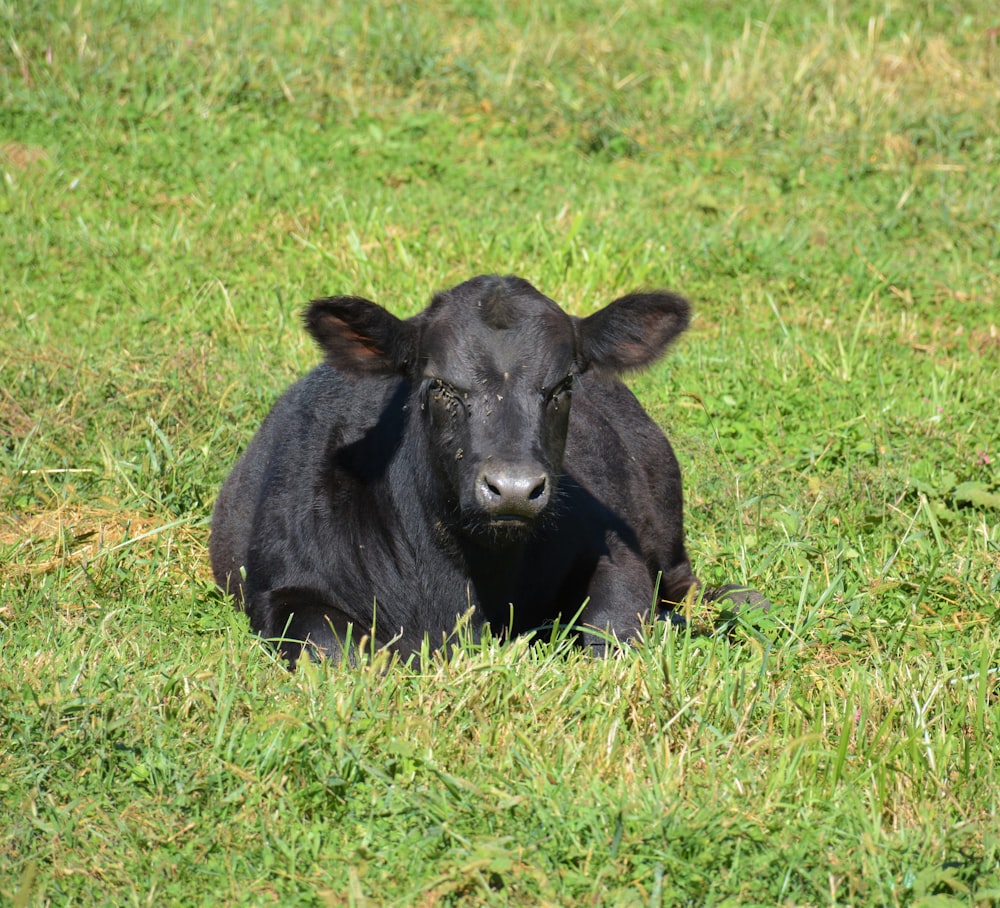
577, 291, 691, 373
305, 296, 418, 375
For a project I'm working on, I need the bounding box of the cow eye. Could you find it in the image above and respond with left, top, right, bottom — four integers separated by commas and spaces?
428, 379, 466, 415
545, 375, 574, 407
430, 378, 455, 400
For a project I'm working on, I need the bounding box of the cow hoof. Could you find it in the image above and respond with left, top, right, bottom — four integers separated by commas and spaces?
655, 584, 771, 633
701, 584, 771, 613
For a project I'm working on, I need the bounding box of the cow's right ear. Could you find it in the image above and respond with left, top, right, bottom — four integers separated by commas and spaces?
305, 297, 417, 375
576, 291, 691, 374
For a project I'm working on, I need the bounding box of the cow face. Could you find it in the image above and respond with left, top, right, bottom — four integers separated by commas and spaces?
417, 277, 576, 544
305, 275, 690, 548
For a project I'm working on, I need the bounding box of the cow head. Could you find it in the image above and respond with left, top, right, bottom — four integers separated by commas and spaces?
306, 275, 690, 547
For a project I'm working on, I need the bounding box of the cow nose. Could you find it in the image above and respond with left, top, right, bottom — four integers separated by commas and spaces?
476, 463, 550, 518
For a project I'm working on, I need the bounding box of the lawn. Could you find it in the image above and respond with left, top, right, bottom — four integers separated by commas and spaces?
2, 1, 998, 904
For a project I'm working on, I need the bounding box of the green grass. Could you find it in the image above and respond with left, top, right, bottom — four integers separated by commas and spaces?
2, 0, 998, 904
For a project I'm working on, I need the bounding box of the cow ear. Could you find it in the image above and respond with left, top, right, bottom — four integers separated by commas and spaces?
577, 291, 691, 373
305, 296, 417, 375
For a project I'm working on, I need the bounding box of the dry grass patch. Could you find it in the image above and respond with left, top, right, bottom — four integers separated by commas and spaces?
0, 141, 48, 169
0, 503, 204, 579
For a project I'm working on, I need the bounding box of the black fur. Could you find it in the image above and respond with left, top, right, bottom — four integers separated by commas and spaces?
210, 275, 760, 663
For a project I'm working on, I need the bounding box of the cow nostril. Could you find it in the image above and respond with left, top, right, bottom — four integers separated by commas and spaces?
528, 477, 546, 501
486, 480, 502, 499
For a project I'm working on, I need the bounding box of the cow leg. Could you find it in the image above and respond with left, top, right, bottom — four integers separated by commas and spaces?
573, 557, 658, 655
258, 588, 360, 667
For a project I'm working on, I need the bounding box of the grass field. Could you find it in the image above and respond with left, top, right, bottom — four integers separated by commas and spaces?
2, 0, 999, 904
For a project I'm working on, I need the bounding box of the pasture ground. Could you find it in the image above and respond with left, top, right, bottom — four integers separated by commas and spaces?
2, 1, 998, 904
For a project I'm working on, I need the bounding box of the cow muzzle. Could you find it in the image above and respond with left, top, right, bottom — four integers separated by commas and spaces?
475, 462, 551, 521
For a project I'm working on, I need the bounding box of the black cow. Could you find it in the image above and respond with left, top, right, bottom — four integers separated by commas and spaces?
210, 275, 761, 663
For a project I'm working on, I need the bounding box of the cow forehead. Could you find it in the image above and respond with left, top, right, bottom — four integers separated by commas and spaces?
421, 282, 576, 385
